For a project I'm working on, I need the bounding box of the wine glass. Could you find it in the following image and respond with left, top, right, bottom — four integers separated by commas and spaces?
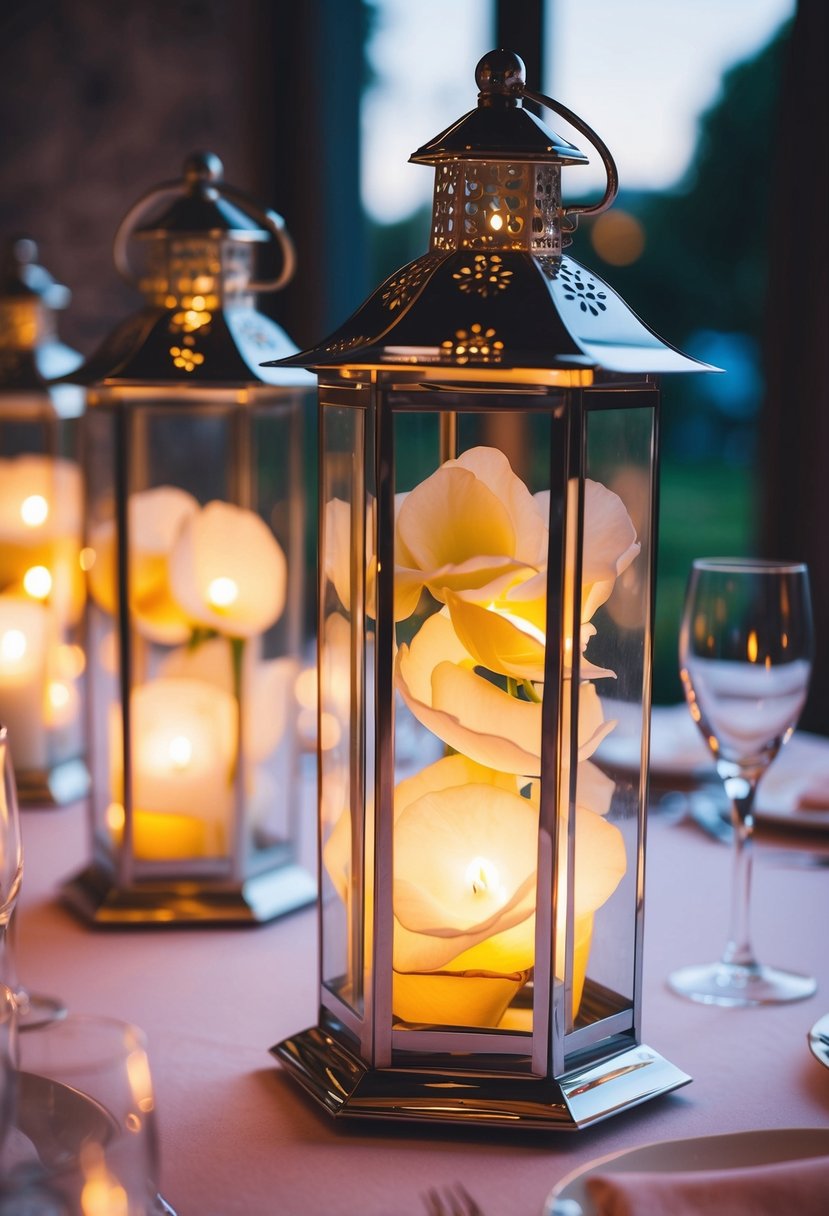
2, 1014, 166, 1214
0, 727, 66, 1029
668, 558, 815, 1006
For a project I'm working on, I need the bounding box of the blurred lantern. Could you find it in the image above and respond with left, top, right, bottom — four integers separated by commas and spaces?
0, 237, 88, 805
270, 51, 715, 1128
62, 153, 316, 924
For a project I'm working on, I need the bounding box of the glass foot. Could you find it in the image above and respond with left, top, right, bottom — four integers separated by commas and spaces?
16, 990, 68, 1031
668, 960, 817, 1007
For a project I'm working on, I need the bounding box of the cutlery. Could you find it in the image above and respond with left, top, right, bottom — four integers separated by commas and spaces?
423, 1182, 484, 1216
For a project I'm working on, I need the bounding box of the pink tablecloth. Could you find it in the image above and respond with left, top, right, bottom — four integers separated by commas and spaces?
17, 798, 829, 1216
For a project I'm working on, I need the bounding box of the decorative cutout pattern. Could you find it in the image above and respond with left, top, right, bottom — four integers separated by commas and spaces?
531, 166, 561, 254
557, 263, 608, 315
441, 323, 504, 365
324, 334, 370, 355
169, 344, 204, 372
381, 254, 442, 312
461, 163, 530, 249
452, 253, 513, 298
432, 165, 461, 251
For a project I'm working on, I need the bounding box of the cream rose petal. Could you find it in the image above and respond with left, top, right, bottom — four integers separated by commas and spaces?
88, 486, 199, 643
395, 612, 543, 776
451, 447, 548, 567
169, 501, 286, 638
445, 590, 546, 683
397, 465, 516, 572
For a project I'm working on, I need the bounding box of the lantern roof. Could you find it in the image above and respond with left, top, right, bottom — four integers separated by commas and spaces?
64, 153, 310, 389
268, 51, 715, 378
0, 237, 83, 394
0, 236, 71, 309
133, 152, 270, 242
410, 50, 589, 167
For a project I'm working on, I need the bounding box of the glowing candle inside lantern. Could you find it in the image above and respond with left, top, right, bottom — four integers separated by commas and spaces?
110, 676, 238, 860
20, 494, 49, 527
0, 596, 49, 769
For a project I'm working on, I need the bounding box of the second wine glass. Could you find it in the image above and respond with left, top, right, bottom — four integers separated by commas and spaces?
1, 726, 66, 1029
668, 558, 816, 1006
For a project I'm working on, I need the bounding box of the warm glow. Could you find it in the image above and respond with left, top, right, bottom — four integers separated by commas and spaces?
168, 735, 194, 770
0, 629, 26, 664
295, 665, 317, 710
207, 576, 239, 609
319, 711, 342, 751
57, 642, 86, 678
79, 1143, 129, 1216
20, 494, 49, 527
106, 801, 125, 832
79, 546, 96, 571
464, 854, 506, 902
23, 565, 52, 599
489, 212, 503, 231
590, 209, 646, 266
48, 681, 71, 710
747, 630, 759, 663
487, 601, 546, 646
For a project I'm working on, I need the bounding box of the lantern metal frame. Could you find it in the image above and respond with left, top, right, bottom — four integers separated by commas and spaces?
0, 238, 89, 805
269, 52, 713, 1127
60, 155, 316, 926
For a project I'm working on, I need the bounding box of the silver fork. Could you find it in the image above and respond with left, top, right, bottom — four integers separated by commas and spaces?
422, 1182, 485, 1216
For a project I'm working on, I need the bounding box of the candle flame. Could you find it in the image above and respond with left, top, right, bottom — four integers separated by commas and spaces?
207, 576, 239, 609
489, 213, 504, 231
20, 494, 49, 527
23, 565, 52, 599
0, 629, 27, 663
464, 855, 504, 899
747, 630, 758, 663
168, 735, 194, 770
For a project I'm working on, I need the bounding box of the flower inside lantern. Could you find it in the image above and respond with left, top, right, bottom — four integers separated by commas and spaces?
391, 447, 636, 1026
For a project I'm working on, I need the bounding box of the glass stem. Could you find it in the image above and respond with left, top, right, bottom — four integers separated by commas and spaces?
721, 771, 759, 969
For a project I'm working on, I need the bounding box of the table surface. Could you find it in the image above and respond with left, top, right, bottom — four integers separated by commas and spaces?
16, 784, 829, 1216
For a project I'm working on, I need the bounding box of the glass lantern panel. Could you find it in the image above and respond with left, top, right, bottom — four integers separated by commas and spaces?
85, 387, 302, 881
564, 397, 656, 1043
319, 395, 370, 1019
0, 396, 86, 794
389, 393, 558, 1041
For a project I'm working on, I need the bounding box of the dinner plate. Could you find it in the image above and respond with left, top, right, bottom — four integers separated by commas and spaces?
542, 1127, 829, 1215
808, 1013, 829, 1071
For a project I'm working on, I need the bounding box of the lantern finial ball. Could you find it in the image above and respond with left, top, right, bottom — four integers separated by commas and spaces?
183, 151, 224, 187
7, 235, 38, 265
475, 49, 526, 96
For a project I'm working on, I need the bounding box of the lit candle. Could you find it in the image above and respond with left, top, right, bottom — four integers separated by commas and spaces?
389, 754, 626, 1028
392, 767, 537, 1027
0, 595, 49, 769
109, 676, 237, 860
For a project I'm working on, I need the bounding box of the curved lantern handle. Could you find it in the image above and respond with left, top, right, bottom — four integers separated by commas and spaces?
521, 86, 619, 234
113, 183, 179, 285
218, 185, 297, 293
112, 178, 296, 294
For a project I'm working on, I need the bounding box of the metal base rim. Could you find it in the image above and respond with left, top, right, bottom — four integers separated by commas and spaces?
61, 863, 316, 927
271, 1025, 691, 1131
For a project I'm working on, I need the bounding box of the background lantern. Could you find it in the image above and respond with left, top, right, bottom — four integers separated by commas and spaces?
62, 153, 316, 925
271, 52, 716, 1128
0, 237, 87, 805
